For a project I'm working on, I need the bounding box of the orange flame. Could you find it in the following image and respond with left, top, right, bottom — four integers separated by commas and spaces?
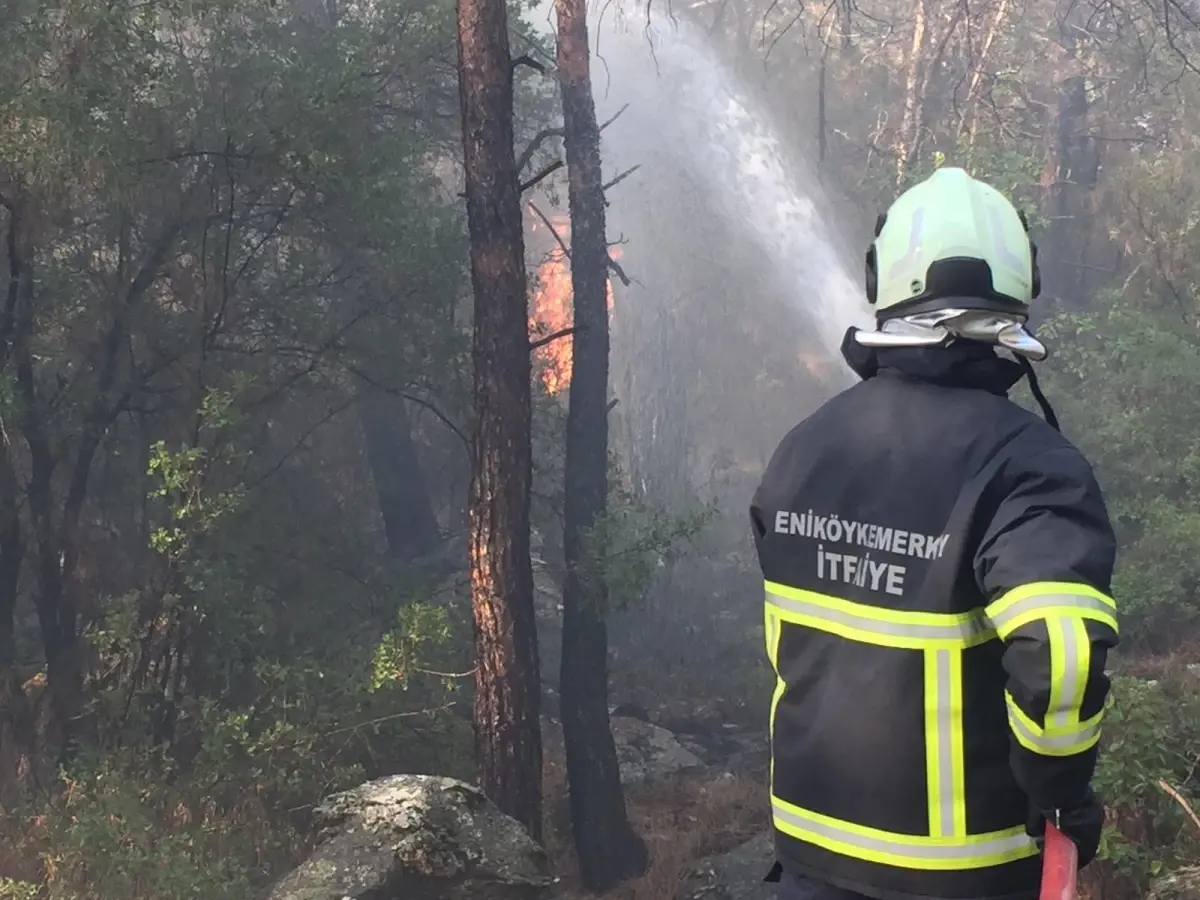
529, 215, 620, 395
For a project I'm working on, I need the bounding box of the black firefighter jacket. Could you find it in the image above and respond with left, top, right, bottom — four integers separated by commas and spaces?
750, 337, 1119, 900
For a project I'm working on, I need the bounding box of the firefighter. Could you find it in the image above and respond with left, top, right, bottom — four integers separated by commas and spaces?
750, 167, 1118, 900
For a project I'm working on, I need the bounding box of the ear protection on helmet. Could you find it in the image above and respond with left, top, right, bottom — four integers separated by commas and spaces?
864, 212, 887, 306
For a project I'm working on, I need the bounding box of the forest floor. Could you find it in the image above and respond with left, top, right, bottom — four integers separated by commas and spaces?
544, 744, 766, 900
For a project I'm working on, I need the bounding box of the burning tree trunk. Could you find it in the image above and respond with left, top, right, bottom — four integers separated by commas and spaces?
456, 0, 543, 839
555, 0, 648, 889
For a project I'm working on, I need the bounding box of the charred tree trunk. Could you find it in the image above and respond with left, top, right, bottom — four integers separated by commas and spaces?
359, 386, 442, 560
0, 203, 32, 784
4, 200, 84, 763
457, 0, 543, 839
555, 0, 647, 889
0, 432, 31, 791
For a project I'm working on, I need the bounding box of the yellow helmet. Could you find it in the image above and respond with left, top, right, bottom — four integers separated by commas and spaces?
858, 167, 1044, 358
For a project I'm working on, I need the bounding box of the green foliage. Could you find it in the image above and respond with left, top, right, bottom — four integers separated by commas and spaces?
371, 601, 457, 692
1093, 675, 1200, 889
147, 387, 247, 560
1041, 299, 1200, 643
0, 881, 40, 900
567, 467, 717, 615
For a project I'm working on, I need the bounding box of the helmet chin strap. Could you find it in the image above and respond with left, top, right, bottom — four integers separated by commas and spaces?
1017, 356, 1060, 431
853, 310, 1060, 430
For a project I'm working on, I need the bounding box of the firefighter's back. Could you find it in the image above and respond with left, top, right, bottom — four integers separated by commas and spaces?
751, 369, 1076, 900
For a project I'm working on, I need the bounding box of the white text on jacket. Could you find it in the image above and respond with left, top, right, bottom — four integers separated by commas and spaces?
773, 510, 950, 597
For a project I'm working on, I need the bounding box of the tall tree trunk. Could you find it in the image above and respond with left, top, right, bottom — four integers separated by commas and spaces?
555, 0, 647, 889
0, 202, 32, 789
1041, 6, 1097, 311
0, 432, 31, 796
457, 0, 543, 839
895, 0, 928, 184
359, 386, 442, 560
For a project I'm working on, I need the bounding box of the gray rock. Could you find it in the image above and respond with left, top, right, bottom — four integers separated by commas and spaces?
610, 716, 706, 784
680, 832, 775, 900
268, 775, 554, 900
1149, 865, 1200, 900
542, 715, 706, 786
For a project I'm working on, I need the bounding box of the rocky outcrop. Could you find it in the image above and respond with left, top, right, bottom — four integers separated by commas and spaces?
680, 832, 774, 900
268, 775, 554, 900
1149, 865, 1200, 900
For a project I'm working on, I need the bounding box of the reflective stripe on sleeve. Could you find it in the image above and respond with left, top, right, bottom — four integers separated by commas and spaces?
986, 582, 1113, 755
1047, 616, 1091, 731
984, 582, 1118, 640
765, 581, 995, 649
772, 795, 1039, 870
1006, 692, 1103, 756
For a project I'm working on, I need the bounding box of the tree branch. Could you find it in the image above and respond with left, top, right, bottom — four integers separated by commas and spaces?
599, 103, 629, 131
346, 364, 469, 448
512, 54, 547, 74
516, 127, 565, 173
602, 164, 640, 193
608, 256, 631, 286
521, 160, 564, 193
530, 327, 576, 350
529, 202, 571, 258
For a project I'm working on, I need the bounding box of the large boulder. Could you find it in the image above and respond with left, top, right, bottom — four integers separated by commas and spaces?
680, 832, 775, 900
268, 775, 554, 900
1149, 866, 1200, 900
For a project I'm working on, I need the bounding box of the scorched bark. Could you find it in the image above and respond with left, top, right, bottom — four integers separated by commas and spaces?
457, 0, 543, 840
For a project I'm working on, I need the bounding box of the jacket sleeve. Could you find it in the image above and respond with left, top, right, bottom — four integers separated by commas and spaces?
975, 445, 1119, 814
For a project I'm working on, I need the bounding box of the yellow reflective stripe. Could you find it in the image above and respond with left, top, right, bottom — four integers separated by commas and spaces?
1046, 616, 1091, 731
766, 608, 785, 788
925, 649, 967, 839
772, 795, 1038, 870
985, 582, 1118, 639
1006, 692, 1102, 756
765, 582, 995, 649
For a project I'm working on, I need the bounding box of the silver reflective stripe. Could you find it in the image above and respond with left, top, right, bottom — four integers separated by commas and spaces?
1008, 705, 1101, 753
1046, 618, 1084, 731
764, 587, 992, 644
773, 801, 1037, 862
931, 649, 955, 836
988, 593, 1114, 635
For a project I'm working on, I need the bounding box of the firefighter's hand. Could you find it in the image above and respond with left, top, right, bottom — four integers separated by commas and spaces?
1025, 786, 1104, 868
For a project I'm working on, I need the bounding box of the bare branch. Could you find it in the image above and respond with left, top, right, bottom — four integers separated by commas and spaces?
345, 364, 469, 447
602, 164, 640, 193
528, 203, 629, 285
1158, 779, 1200, 833
512, 54, 547, 74
515, 127, 565, 174
608, 255, 632, 286
599, 102, 630, 131
531, 327, 576, 350
520, 160, 565, 193
529, 202, 571, 258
